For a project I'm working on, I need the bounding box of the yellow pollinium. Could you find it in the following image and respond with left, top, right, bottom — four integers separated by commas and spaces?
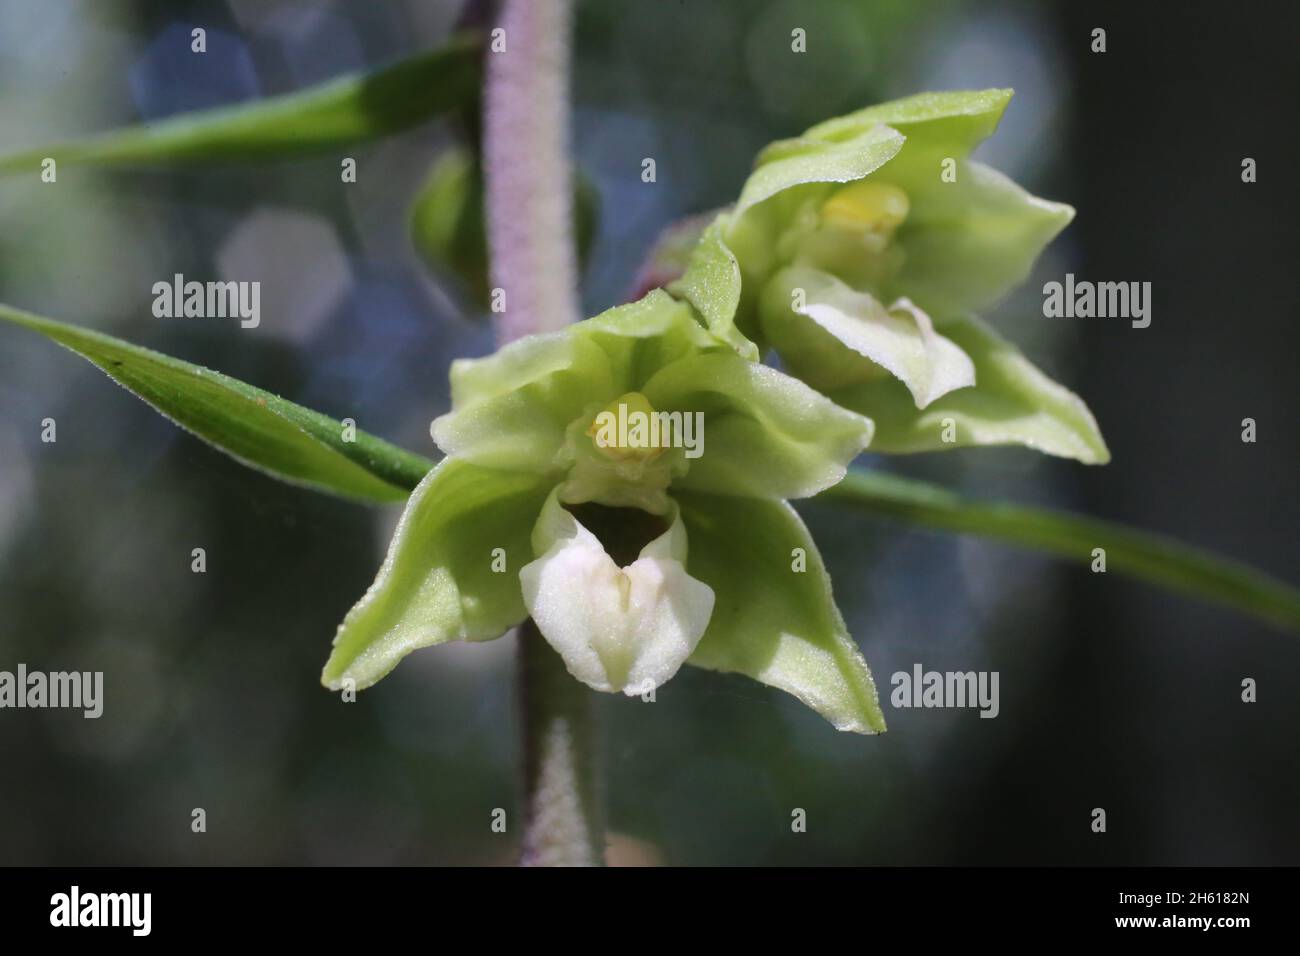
587, 391, 666, 463
819, 181, 910, 240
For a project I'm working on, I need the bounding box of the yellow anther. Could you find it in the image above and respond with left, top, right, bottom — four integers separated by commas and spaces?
587, 391, 666, 462
819, 181, 910, 237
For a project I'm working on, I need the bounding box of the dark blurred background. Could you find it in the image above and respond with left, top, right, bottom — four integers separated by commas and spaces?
0, 0, 1296, 865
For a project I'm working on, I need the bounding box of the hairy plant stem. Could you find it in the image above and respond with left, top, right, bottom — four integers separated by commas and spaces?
482, 0, 601, 865
516, 620, 604, 865
484, 0, 580, 345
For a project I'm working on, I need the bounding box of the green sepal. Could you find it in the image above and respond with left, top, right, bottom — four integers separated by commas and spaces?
679, 490, 886, 734
830, 314, 1110, 463
322, 458, 552, 690
887, 161, 1075, 317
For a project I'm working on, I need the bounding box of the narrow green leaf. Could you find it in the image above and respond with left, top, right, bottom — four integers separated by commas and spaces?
0, 35, 480, 173
821, 469, 1300, 632
0, 302, 434, 502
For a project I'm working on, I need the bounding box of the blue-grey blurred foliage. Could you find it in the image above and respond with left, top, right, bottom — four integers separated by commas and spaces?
0, 0, 1296, 864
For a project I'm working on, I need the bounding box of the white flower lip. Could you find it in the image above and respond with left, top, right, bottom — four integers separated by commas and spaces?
519, 494, 715, 695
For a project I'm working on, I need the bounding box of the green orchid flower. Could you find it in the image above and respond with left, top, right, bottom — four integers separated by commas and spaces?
322, 289, 886, 734
674, 89, 1109, 464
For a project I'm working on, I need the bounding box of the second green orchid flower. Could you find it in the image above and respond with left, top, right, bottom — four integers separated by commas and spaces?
674, 88, 1109, 464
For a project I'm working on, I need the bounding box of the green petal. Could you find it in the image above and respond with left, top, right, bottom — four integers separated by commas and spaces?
322, 459, 553, 690
0, 302, 431, 502
760, 265, 974, 407
830, 315, 1109, 463
433, 291, 723, 473
678, 491, 885, 734
802, 88, 1012, 156
889, 161, 1075, 316
575, 289, 721, 378
433, 331, 613, 472
738, 123, 905, 220
641, 351, 873, 500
